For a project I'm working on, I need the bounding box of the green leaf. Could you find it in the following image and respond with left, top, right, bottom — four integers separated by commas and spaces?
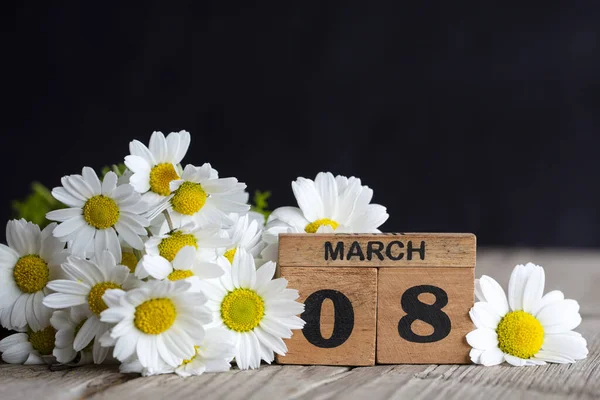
11, 182, 65, 228
101, 163, 127, 177
250, 190, 272, 220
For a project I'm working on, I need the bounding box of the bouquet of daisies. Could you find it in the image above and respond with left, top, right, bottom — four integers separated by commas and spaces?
0, 130, 390, 376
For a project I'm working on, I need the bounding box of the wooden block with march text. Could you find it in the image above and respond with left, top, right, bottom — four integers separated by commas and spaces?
376, 267, 474, 364
278, 233, 476, 268
276, 267, 377, 366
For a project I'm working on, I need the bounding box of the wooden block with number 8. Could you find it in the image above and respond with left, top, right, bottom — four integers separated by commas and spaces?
376, 267, 474, 364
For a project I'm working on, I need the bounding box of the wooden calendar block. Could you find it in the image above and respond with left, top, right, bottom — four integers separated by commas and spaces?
276, 267, 377, 366
376, 268, 474, 364
276, 233, 476, 366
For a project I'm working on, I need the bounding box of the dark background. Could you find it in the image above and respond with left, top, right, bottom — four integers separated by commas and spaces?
4, 2, 600, 247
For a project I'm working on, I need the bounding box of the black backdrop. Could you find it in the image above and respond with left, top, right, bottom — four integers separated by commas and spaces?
4, 2, 600, 247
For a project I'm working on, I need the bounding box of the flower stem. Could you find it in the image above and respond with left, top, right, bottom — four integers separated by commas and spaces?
163, 210, 174, 232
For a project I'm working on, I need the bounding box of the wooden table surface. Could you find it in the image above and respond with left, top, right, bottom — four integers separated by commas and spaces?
1, 248, 598, 400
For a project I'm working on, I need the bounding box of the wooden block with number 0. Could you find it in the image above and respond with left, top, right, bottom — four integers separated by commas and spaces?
276, 267, 377, 366
276, 233, 476, 366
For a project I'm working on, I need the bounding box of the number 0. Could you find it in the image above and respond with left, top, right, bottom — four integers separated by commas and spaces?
301, 290, 355, 348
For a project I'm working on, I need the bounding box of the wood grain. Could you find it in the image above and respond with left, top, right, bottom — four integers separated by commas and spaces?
377, 268, 474, 364
276, 267, 378, 366
1, 248, 599, 400
0, 364, 135, 400
278, 233, 476, 268
2, 318, 597, 399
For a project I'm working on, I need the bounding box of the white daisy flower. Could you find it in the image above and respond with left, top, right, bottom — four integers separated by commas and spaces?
266, 172, 388, 235
0, 219, 66, 331
99, 279, 212, 370
198, 248, 305, 370
218, 214, 265, 266
43, 251, 139, 364
137, 245, 223, 284
144, 223, 229, 265
124, 130, 190, 207
46, 167, 150, 257
0, 325, 57, 364
118, 327, 234, 377
467, 262, 588, 366
154, 164, 249, 228
137, 223, 229, 281
50, 307, 94, 365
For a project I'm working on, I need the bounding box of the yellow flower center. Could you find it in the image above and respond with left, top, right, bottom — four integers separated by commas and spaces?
167, 269, 194, 281
13, 255, 49, 293
74, 319, 93, 351
88, 282, 122, 316
305, 218, 340, 234
134, 298, 177, 335
149, 163, 179, 196
223, 248, 237, 264
171, 182, 207, 215
83, 195, 120, 229
181, 345, 200, 365
121, 252, 139, 273
496, 310, 545, 359
157, 231, 198, 262
28, 326, 56, 355
220, 288, 265, 332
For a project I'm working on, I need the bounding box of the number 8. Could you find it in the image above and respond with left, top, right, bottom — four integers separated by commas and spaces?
398, 285, 451, 343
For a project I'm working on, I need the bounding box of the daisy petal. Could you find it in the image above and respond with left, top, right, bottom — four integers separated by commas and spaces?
504, 354, 527, 366
130, 140, 155, 164
46, 208, 82, 222
115, 222, 143, 250
314, 172, 338, 218
532, 290, 564, 316
291, 178, 322, 222
542, 333, 588, 360
74, 317, 97, 351
478, 276, 509, 315
479, 348, 505, 366
534, 350, 576, 364
466, 328, 498, 350
522, 264, 544, 313
93, 338, 109, 364
508, 263, 534, 311
43, 293, 86, 309
46, 280, 90, 296
10, 293, 29, 329
149, 131, 168, 163
469, 302, 502, 330
470, 348, 484, 364
536, 299, 581, 333
102, 171, 118, 195
82, 167, 102, 194
267, 207, 309, 230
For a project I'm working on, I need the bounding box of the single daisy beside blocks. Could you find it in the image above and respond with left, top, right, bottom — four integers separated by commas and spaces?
467, 262, 588, 366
